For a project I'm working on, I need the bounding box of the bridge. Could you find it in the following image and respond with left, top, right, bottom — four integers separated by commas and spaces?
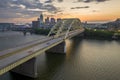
0, 18, 84, 78
12, 27, 33, 35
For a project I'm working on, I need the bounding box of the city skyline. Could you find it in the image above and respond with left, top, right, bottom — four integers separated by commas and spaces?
0, 0, 120, 23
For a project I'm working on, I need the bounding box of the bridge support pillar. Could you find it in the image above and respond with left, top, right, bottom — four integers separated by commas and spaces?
11, 58, 37, 78
46, 42, 66, 54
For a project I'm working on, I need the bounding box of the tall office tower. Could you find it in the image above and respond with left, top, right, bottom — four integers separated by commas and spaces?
40, 13, 43, 23
39, 13, 44, 27
50, 18, 56, 24
45, 17, 49, 24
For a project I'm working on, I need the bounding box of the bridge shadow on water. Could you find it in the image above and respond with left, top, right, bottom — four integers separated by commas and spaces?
0, 37, 83, 80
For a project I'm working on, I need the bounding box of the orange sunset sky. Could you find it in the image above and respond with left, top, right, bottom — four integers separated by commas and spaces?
0, 0, 120, 23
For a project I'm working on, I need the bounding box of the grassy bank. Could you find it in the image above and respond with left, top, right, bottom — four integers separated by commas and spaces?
84, 29, 120, 40
34, 28, 50, 35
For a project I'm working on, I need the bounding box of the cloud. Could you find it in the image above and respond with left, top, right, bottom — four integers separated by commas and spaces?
43, 4, 62, 14
57, 0, 63, 2
0, 0, 61, 20
71, 6, 90, 9
44, 0, 53, 3
96, 0, 109, 2
9, 4, 26, 9
27, 8, 47, 12
44, 4, 58, 11
77, 0, 109, 3
92, 10, 99, 12
44, 0, 63, 3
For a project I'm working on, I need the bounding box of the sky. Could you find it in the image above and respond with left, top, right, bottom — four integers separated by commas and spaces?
0, 0, 120, 24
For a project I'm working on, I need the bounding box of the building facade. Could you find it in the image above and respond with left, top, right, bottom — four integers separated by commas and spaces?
32, 21, 39, 29
0, 23, 14, 31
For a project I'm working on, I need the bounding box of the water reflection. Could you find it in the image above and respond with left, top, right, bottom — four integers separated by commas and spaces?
75, 39, 120, 80
65, 38, 83, 60
37, 53, 65, 80
65, 39, 73, 60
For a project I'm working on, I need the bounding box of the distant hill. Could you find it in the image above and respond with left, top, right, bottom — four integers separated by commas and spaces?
103, 18, 120, 29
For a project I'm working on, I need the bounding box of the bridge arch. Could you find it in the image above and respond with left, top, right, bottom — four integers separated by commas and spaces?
47, 18, 83, 39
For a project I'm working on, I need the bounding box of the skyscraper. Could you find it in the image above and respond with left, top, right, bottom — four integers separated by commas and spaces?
40, 13, 43, 24
39, 13, 44, 27
50, 18, 56, 24
45, 17, 49, 24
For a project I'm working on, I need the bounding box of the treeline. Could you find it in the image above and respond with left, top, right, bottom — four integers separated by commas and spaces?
84, 29, 120, 40
34, 28, 50, 35
33, 28, 120, 40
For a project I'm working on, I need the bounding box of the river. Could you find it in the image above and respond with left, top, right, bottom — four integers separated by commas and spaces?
0, 31, 46, 51
0, 31, 120, 80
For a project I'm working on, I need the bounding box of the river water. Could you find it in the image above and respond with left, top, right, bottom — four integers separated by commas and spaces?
0, 31, 46, 51
0, 31, 120, 80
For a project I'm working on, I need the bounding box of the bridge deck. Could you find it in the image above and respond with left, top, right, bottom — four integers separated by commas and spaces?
0, 37, 52, 59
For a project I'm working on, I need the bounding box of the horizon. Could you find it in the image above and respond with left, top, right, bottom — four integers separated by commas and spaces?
0, 0, 120, 24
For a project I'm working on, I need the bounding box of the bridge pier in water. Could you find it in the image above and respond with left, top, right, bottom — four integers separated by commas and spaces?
46, 42, 66, 54
11, 42, 66, 78
11, 58, 38, 78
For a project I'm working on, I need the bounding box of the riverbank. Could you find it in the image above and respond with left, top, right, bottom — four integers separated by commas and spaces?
84, 29, 120, 40
34, 28, 50, 35
33, 28, 120, 40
